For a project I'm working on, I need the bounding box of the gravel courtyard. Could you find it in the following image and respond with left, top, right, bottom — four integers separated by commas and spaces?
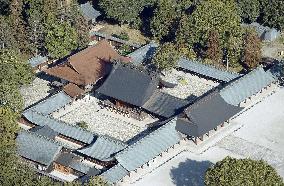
53, 95, 157, 142
161, 69, 217, 100
127, 88, 284, 186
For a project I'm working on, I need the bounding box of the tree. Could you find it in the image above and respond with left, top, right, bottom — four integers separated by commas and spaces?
45, 14, 78, 59
152, 42, 179, 71
206, 30, 222, 63
150, 0, 178, 41
176, 0, 242, 65
235, 0, 260, 23
9, 0, 30, 54
85, 176, 109, 186
0, 16, 17, 50
205, 156, 283, 186
259, 0, 284, 30
243, 29, 261, 69
98, 0, 155, 28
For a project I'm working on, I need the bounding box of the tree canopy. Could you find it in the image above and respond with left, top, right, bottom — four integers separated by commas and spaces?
236, 0, 260, 23
205, 156, 283, 186
243, 29, 261, 69
152, 42, 179, 71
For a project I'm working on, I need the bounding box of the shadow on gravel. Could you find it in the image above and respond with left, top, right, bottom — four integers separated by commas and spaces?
170, 159, 213, 186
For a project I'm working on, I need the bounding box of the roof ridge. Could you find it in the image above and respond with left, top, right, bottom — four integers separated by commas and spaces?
20, 130, 62, 147
179, 57, 240, 76
116, 118, 177, 156
100, 135, 127, 146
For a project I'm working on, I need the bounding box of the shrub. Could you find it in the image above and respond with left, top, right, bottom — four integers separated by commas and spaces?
205, 156, 283, 186
76, 121, 88, 130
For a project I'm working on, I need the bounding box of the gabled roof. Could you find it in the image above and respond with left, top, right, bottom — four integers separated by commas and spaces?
44, 40, 122, 86
96, 63, 159, 107
63, 83, 85, 98
127, 42, 158, 66
28, 91, 71, 115
115, 118, 181, 171
177, 57, 240, 82
80, 2, 101, 22
23, 110, 95, 144
77, 135, 127, 161
55, 152, 100, 175
101, 164, 128, 184
30, 125, 58, 139
176, 90, 243, 137
142, 91, 189, 118
28, 55, 48, 68
220, 67, 276, 106
16, 130, 62, 166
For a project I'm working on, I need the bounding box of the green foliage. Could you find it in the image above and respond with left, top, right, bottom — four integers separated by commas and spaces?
112, 32, 130, 41
119, 44, 132, 56
177, 45, 196, 60
77, 121, 88, 130
260, 0, 284, 30
177, 0, 243, 66
45, 14, 78, 59
152, 42, 179, 71
0, 16, 17, 50
85, 176, 109, 186
235, 0, 260, 23
206, 30, 222, 63
98, 0, 155, 28
243, 29, 261, 69
205, 156, 284, 186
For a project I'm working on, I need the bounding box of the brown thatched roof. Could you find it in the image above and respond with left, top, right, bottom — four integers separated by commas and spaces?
63, 83, 85, 98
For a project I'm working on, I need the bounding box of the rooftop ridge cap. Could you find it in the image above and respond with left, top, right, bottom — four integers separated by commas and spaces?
21, 129, 63, 147
117, 118, 177, 156
180, 57, 240, 76
100, 135, 127, 146
221, 66, 264, 91
29, 110, 96, 136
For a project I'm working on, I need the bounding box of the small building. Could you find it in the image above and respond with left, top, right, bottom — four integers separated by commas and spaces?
264, 28, 280, 42
16, 130, 62, 171
80, 2, 101, 25
44, 40, 125, 90
77, 135, 127, 167
96, 63, 189, 120
27, 55, 48, 72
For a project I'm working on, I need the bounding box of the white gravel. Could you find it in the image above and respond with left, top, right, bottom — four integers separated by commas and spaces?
53, 95, 156, 142
161, 69, 218, 100
20, 77, 51, 108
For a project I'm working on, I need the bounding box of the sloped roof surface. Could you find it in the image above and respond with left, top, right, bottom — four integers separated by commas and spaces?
55, 152, 100, 174
23, 111, 95, 144
220, 67, 276, 106
28, 55, 48, 67
176, 90, 243, 137
63, 83, 85, 98
30, 125, 58, 139
127, 42, 158, 66
115, 118, 181, 171
101, 164, 128, 184
80, 2, 101, 21
16, 130, 62, 166
143, 91, 189, 118
178, 57, 240, 82
29, 91, 71, 115
45, 40, 122, 85
97, 63, 159, 107
77, 135, 127, 161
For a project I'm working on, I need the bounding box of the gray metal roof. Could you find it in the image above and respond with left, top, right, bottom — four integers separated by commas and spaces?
97, 63, 159, 107
143, 91, 189, 118
29, 125, 58, 139
80, 2, 101, 22
101, 164, 128, 184
220, 67, 276, 106
89, 31, 141, 48
27, 56, 48, 68
177, 57, 240, 82
115, 118, 181, 171
23, 110, 95, 144
176, 90, 243, 137
127, 42, 158, 66
264, 28, 280, 41
29, 92, 72, 115
77, 135, 127, 161
16, 130, 62, 166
